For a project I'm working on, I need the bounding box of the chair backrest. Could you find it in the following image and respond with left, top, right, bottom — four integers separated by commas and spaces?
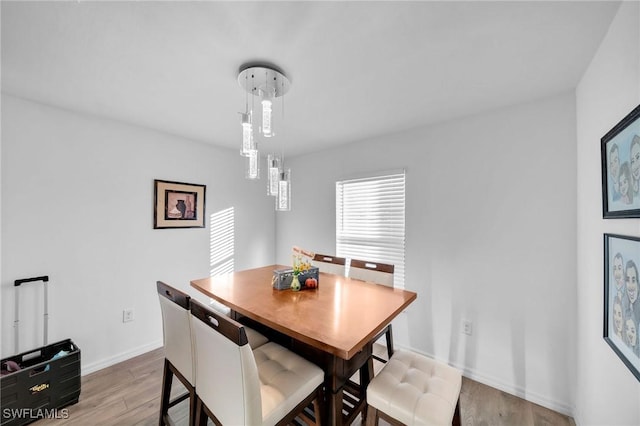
156, 281, 195, 385
349, 259, 395, 287
190, 299, 262, 426
312, 253, 347, 276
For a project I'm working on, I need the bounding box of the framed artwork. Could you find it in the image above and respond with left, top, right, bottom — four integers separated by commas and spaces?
604, 233, 640, 381
154, 179, 206, 229
601, 104, 640, 218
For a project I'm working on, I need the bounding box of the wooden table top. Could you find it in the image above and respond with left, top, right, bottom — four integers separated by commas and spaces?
191, 265, 417, 360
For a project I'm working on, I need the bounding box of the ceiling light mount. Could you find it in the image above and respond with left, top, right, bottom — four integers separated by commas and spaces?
237, 64, 290, 98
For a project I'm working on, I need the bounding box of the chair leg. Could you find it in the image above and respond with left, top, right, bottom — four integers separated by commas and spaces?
195, 397, 207, 426
452, 398, 461, 426
313, 385, 323, 426
365, 405, 378, 426
359, 358, 374, 423
160, 359, 196, 426
188, 385, 197, 426
159, 359, 173, 426
385, 325, 394, 360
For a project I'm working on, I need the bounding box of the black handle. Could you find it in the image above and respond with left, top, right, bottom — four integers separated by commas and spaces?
14, 276, 49, 287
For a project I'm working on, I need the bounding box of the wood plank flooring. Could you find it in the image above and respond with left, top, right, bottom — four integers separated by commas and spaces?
35, 347, 575, 426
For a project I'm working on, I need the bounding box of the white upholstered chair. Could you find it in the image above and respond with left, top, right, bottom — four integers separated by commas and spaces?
366, 350, 462, 426
348, 259, 395, 362
156, 281, 269, 426
311, 253, 347, 276
156, 281, 196, 426
189, 299, 325, 426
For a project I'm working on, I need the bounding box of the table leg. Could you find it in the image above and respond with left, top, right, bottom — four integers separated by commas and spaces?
323, 346, 373, 426
276, 333, 376, 425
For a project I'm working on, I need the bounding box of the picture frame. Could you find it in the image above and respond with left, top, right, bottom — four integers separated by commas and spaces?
154, 179, 206, 229
603, 233, 640, 381
601, 104, 640, 218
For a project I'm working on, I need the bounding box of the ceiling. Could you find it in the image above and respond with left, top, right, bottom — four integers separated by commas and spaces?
1, 1, 620, 157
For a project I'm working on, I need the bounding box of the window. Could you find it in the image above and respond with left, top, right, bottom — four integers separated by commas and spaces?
210, 207, 235, 276
336, 171, 406, 288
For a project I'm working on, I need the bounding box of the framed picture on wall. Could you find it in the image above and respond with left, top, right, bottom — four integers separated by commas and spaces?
603, 233, 640, 381
601, 104, 640, 218
154, 179, 206, 229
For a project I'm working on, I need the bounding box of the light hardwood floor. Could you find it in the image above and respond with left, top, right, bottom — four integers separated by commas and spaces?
36, 347, 575, 426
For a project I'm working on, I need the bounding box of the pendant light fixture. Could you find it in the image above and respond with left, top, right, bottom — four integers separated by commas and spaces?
261, 87, 275, 138
246, 149, 260, 180
239, 71, 254, 157
267, 153, 282, 196
238, 63, 292, 210
276, 167, 291, 211
240, 113, 253, 156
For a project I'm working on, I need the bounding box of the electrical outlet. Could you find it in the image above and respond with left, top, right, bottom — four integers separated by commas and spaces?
462, 319, 472, 336
123, 309, 134, 323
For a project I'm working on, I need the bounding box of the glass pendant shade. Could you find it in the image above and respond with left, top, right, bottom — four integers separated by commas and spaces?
276, 168, 291, 211
240, 112, 253, 156
267, 154, 282, 196
261, 97, 273, 137
246, 149, 260, 180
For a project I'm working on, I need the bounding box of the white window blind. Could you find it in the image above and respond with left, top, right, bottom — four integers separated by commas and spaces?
336, 172, 406, 288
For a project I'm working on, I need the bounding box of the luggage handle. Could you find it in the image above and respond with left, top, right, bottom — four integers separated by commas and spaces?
14, 276, 50, 353
14, 276, 49, 286
21, 348, 42, 363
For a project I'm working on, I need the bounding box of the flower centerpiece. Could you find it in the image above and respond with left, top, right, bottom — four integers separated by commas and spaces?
291, 254, 311, 291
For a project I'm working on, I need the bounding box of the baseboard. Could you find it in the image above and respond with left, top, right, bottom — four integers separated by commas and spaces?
572, 408, 583, 426
459, 364, 574, 417
80, 340, 163, 376
395, 344, 575, 418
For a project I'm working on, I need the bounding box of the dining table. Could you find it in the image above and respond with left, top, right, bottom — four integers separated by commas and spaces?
190, 264, 417, 426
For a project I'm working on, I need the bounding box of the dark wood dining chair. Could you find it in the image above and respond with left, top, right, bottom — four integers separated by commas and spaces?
311, 253, 347, 276
189, 299, 325, 426
156, 281, 196, 426
348, 259, 395, 363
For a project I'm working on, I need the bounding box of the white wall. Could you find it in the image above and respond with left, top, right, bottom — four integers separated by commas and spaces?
1, 94, 275, 373
575, 2, 640, 425
7, 9, 638, 414
277, 93, 577, 414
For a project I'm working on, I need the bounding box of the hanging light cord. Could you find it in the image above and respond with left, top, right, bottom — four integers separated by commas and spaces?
281, 77, 285, 167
